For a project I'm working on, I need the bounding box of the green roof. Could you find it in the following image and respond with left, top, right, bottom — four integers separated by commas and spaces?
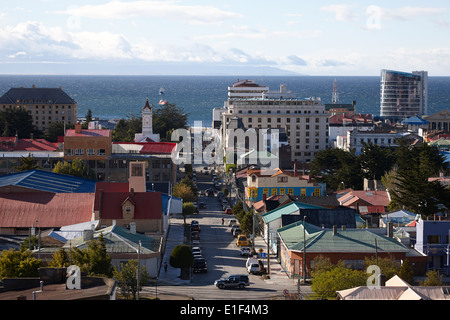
64, 225, 160, 254
262, 201, 324, 224
278, 221, 409, 254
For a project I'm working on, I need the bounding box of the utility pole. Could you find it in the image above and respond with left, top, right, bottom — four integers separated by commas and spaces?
266, 225, 270, 275
137, 241, 141, 300
302, 216, 307, 284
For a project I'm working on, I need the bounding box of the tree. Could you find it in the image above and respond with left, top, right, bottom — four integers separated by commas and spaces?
169, 244, 193, 280
49, 248, 71, 268
113, 259, 150, 300
172, 178, 197, 203
310, 147, 363, 191
0, 108, 41, 138
14, 154, 41, 172
111, 115, 142, 142
182, 202, 196, 224
421, 270, 443, 286
70, 234, 113, 277
45, 122, 71, 142
53, 158, 95, 179
359, 142, 395, 180
311, 263, 367, 299
153, 103, 187, 141
0, 249, 43, 278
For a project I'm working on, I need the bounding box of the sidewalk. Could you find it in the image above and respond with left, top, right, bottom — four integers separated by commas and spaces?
252, 236, 294, 285
157, 218, 191, 285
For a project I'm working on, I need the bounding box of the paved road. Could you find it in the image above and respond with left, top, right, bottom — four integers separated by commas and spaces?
144, 189, 308, 300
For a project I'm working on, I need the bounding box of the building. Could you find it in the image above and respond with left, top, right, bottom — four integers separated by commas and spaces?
414, 216, 450, 274
0, 86, 77, 132
328, 113, 374, 148
0, 136, 63, 175
245, 167, 325, 202
337, 129, 400, 155
336, 275, 450, 300
277, 220, 414, 279
221, 80, 329, 164
380, 69, 428, 122
134, 99, 160, 142
423, 110, 450, 132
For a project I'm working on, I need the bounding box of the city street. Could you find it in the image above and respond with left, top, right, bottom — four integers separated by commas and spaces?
143, 177, 309, 300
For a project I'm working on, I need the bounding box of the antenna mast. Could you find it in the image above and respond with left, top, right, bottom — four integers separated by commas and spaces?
332, 78, 339, 104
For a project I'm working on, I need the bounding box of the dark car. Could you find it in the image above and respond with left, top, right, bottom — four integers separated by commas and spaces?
193, 258, 207, 273
199, 202, 206, 209
214, 274, 250, 289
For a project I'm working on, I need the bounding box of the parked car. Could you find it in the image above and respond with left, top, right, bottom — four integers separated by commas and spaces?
228, 218, 237, 226
193, 258, 207, 273
240, 246, 252, 256
231, 225, 240, 235
225, 207, 233, 214
232, 227, 241, 237
199, 202, 206, 209
191, 246, 202, 255
191, 240, 201, 247
236, 235, 249, 246
214, 274, 250, 289
191, 231, 200, 240
191, 223, 200, 232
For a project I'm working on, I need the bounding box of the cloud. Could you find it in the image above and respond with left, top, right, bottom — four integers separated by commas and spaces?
380, 6, 446, 21
321, 4, 358, 22
287, 55, 307, 66
54, 1, 242, 25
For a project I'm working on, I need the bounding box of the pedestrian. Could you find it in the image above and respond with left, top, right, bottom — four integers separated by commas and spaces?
222, 218, 224, 225
164, 262, 168, 272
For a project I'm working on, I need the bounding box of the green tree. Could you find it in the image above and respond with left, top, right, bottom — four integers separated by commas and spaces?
0, 108, 41, 138
172, 178, 197, 203
421, 270, 443, 286
169, 244, 193, 280
0, 249, 43, 278
111, 114, 142, 142
53, 158, 95, 179
14, 154, 41, 172
45, 122, 71, 142
49, 248, 71, 268
310, 148, 362, 191
70, 234, 113, 277
311, 263, 367, 299
182, 202, 196, 224
113, 259, 150, 300
359, 142, 396, 180
153, 103, 187, 141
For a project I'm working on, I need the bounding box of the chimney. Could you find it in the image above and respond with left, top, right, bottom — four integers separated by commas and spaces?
75, 123, 82, 133
130, 188, 134, 196
333, 225, 337, 235
130, 222, 136, 234
82, 229, 94, 241
263, 193, 267, 202
387, 222, 393, 237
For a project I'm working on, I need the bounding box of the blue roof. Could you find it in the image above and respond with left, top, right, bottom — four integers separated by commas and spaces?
0, 169, 97, 193
401, 116, 428, 125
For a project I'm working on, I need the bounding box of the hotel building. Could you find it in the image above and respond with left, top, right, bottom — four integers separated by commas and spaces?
221, 80, 329, 164
380, 69, 428, 122
0, 86, 77, 132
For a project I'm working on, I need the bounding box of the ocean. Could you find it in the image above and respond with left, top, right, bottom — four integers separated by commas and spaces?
0, 75, 449, 127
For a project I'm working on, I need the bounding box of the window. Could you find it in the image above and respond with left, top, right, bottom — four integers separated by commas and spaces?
263, 188, 269, 197
131, 163, 143, 177
277, 176, 288, 183
279, 188, 285, 195
314, 188, 321, 196
301, 188, 306, 196
288, 188, 294, 195
271, 188, 277, 196
75, 148, 84, 156
65, 148, 73, 156
87, 149, 95, 156
97, 149, 106, 155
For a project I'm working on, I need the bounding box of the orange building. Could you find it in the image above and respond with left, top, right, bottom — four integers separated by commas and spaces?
63, 123, 112, 161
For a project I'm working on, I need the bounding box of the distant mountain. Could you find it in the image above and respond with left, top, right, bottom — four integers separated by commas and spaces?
1, 60, 303, 76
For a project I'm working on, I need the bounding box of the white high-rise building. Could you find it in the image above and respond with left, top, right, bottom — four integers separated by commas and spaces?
221, 79, 329, 164
380, 69, 428, 121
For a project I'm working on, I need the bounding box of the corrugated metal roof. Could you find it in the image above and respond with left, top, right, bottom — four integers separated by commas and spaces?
278, 220, 409, 253
0, 192, 95, 228
65, 225, 160, 254
0, 169, 97, 193
262, 202, 323, 223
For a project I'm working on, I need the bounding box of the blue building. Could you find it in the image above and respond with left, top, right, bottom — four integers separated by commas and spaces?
414, 217, 450, 274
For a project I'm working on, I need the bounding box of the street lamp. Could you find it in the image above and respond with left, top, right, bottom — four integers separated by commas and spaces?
302, 216, 306, 284
35, 220, 41, 260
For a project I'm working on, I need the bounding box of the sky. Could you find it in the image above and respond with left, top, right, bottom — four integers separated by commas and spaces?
1, 0, 450, 76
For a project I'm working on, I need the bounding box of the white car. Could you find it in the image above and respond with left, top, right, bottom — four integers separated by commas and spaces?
240, 246, 252, 256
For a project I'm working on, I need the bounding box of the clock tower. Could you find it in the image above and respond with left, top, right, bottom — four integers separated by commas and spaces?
134, 98, 160, 142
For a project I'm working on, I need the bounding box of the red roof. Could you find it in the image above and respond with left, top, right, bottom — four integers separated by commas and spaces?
140, 142, 176, 154
65, 129, 110, 137
0, 137, 59, 151
0, 193, 95, 228
94, 182, 162, 219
